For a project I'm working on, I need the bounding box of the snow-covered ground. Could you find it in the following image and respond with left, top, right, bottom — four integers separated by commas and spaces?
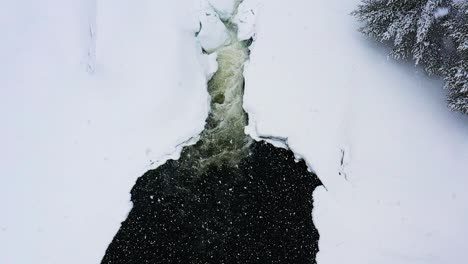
2, 0, 468, 263
0, 1, 209, 263
243, 0, 468, 263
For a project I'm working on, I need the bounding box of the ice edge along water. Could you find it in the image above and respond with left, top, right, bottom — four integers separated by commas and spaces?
192, 0, 311, 173
151, 0, 265, 169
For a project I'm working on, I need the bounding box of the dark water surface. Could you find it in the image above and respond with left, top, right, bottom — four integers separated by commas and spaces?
101, 141, 321, 264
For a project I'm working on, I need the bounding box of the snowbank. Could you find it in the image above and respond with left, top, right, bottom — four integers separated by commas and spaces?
0, 1, 208, 263
233, 0, 261, 41
197, 2, 230, 53
243, 0, 468, 263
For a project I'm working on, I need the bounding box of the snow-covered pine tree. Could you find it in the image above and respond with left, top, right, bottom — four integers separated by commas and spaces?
352, 0, 449, 74
353, 0, 468, 115
442, 1, 468, 114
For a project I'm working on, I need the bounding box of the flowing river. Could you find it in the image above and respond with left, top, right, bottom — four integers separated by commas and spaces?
101, 2, 321, 263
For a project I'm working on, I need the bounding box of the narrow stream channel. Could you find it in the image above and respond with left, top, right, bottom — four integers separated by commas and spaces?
101, 2, 321, 263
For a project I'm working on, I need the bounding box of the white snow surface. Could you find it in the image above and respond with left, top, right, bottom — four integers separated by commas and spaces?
243, 0, 468, 263
197, 2, 230, 53
207, 0, 237, 20
3, 0, 468, 263
233, 0, 261, 41
434, 7, 450, 19
0, 0, 209, 263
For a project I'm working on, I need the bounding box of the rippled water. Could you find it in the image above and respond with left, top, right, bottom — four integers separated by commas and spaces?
184, 23, 252, 170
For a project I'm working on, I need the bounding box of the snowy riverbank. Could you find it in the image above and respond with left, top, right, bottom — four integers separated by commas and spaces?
243, 0, 468, 263
0, 1, 208, 263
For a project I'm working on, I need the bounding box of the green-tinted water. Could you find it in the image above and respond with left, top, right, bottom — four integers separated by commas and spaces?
183, 19, 253, 170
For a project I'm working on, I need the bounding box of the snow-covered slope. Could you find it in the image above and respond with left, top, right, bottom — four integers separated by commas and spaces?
0, 1, 209, 263
243, 0, 468, 263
